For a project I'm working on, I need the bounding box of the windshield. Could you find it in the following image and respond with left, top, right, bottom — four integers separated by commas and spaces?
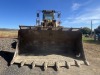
44, 14, 53, 20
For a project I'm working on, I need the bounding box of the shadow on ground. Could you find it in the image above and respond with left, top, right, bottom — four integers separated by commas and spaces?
0, 51, 14, 66
11, 40, 17, 49
84, 40, 100, 44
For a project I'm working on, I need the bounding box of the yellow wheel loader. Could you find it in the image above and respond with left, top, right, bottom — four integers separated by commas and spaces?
11, 10, 89, 70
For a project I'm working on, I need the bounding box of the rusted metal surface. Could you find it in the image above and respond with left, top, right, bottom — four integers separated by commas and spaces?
18, 29, 83, 56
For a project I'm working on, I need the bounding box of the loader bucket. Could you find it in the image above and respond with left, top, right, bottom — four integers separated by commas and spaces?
11, 28, 89, 70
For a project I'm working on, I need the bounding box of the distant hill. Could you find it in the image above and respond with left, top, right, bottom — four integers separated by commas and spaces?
0, 28, 18, 31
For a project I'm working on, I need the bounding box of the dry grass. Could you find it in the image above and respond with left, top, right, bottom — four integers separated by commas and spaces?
0, 31, 18, 38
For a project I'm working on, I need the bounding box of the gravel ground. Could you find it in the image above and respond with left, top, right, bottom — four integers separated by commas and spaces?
0, 38, 100, 75
0, 38, 17, 52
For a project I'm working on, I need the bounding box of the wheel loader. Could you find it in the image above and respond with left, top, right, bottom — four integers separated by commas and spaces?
11, 10, 89, 71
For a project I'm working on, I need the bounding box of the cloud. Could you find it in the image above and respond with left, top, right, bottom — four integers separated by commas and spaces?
62, 7, 100, 29
72, 3, 81, 11
71, 0, 93, 11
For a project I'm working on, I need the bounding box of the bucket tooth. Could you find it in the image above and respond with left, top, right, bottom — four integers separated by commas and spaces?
55, 62, 60, 71
44, 62, 47, 71
65, 61, 70, 69
21, 61, 25, 67
84, 60, 90, 66
74, 60, 80, 67
10, 60, 14, 65
32, 62, 35, 69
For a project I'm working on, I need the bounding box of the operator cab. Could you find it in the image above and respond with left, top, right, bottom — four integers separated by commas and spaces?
36, 10, 61, 27
42, 10, 55, 20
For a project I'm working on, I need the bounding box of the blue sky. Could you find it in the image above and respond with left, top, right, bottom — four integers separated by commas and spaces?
0, 0, 100, 29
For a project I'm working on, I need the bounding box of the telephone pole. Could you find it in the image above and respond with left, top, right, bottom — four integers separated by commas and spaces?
91, 20, 93, 35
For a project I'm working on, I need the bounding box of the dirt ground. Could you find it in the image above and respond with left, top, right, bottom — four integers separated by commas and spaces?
0, 38, 100, 75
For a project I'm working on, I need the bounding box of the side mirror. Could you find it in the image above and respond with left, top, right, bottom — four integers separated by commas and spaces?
58, 13, 61, 18
37, 13, 39, 17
